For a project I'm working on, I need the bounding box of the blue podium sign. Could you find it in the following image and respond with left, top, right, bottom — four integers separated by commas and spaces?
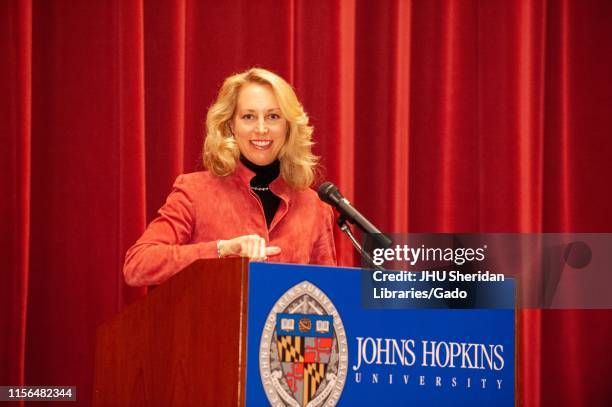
245, 263, 515, 407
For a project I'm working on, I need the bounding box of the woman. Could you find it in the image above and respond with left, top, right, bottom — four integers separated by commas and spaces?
123, 68, 337, 287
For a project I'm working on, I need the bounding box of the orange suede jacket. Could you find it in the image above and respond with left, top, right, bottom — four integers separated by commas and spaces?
123, 163, 337, 286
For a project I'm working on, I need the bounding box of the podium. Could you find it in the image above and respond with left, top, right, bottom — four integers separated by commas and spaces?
94, 259, 516, 406
93, 258, 249, 405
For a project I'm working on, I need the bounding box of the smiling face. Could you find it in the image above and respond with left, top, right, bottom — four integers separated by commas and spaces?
230, 83, 288, 166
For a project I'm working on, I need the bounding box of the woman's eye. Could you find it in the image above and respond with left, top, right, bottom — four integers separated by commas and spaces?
242, 114, 254, 120
268, 113, 280, 120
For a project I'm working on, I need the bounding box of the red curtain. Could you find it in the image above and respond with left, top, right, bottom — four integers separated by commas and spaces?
3, 0, 612, 405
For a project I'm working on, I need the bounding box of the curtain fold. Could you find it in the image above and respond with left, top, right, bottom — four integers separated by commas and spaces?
143, 0, 185, 221
1, 0, 31, 391
118, 0, 147, 307
3, 0, 612, 405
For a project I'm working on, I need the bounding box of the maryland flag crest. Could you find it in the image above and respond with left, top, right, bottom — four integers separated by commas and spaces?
260, 282, 348, 407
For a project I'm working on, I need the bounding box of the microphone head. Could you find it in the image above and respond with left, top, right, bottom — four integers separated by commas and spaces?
317, 182, 343, 205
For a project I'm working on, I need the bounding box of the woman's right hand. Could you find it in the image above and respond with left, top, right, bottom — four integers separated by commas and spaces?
217, 235, 281, 261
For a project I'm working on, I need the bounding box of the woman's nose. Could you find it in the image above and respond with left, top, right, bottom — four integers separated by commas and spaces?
255, 118, 269, 134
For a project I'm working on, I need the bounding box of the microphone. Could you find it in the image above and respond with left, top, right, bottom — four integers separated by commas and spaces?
317, 182, 392, 249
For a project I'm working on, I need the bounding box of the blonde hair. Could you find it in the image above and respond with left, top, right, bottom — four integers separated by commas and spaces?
203, 68, 318, 190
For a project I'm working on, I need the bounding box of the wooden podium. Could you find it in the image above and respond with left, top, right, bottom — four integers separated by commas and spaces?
92, 258, 249, 406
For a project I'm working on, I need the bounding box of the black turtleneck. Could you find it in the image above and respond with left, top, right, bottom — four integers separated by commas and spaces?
240, 156, 281, 227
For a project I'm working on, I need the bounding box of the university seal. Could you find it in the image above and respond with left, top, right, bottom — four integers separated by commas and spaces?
259, 281, 348, 407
